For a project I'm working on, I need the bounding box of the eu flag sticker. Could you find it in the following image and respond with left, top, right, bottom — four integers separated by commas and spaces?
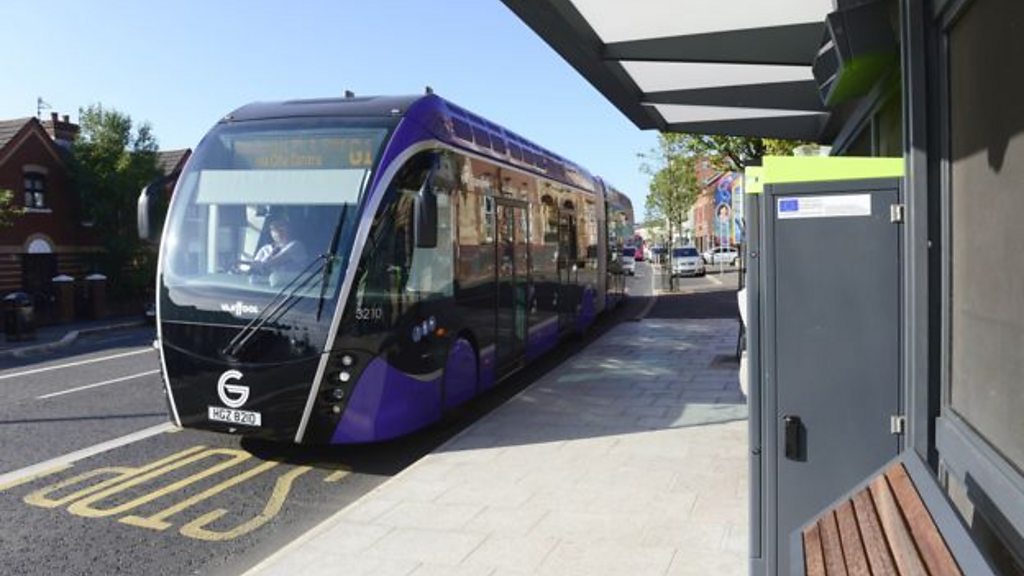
778, 198, 799, 213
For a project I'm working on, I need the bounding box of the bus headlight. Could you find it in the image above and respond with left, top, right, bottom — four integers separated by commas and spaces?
338, 371, 351, 383
427, 316, 437, 332
330, 387, 346, 400
412, 326, 423, 343
341, 354, 355, 367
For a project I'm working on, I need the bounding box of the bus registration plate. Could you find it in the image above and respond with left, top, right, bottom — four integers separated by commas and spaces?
208, 406, 262, 427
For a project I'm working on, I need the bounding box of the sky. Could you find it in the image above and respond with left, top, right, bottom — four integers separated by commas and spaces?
1, 0, 656, 216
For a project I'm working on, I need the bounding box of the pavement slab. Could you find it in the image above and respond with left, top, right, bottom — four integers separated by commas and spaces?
245, 318, 747, 576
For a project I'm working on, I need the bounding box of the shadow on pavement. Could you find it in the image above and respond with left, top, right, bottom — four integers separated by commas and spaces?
647, 288, 739, 319
428, 289, 747, 452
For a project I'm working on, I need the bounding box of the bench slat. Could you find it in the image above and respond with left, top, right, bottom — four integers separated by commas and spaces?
886, 464, 963, 576
820, 511, 850, 576
851, 489, 899, 576
870, 474, 929, 576
804, 521, 827, 576
835, 500, 871, 576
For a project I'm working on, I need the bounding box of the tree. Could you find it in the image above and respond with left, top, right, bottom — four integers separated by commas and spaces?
640, 134, 700, 249
0, 188, 24, 227
667, 133, 804, 171
72, 104, 160, 299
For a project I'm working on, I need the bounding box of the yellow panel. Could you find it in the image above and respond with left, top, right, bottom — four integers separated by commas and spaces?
745, 166, 765, 194
761, 156, 904, 185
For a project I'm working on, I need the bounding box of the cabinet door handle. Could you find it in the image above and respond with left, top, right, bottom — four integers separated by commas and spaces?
784, 415, 802, 460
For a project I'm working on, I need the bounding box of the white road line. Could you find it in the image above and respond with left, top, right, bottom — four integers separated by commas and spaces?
707, 274, 724, 285
0, 349, 154, 381
0, 422, 175, 490
36, 370, 161, 400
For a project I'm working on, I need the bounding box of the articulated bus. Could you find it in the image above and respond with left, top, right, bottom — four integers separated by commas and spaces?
139, 94, 634, 444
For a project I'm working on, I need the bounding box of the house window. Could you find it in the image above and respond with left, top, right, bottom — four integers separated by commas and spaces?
24, 173, 46, 209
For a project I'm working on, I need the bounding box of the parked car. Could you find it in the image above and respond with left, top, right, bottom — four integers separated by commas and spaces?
702, 246, 740, 266
621, 247, 637, 276
671, 246, 705, 277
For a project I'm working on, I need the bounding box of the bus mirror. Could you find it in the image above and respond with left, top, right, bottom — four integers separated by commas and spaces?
411, 154, 440, 247
137, 174, 171, 244
414, 173, 438, 249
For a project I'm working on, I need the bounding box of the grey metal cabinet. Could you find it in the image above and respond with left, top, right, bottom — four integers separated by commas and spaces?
748, 176, 903, 576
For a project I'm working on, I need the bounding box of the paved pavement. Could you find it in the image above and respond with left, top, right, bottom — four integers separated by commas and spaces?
246, 314, 747, 576
0, 316, 147, 358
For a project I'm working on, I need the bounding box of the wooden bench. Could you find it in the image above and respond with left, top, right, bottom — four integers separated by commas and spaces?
795, 453, 995, 576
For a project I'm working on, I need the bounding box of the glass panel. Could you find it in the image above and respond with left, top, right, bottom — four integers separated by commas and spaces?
407, 191, 453, 297
160, 119, 386, 321
195, 169, 366, 205
949, 0, 1024, 474
344, 152, 451, 336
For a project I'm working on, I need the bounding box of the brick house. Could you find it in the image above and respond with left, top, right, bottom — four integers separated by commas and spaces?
692, 158, 721, 252
0, 113, 100, 321
0, 112, 190, 323
156, 149, 190, 191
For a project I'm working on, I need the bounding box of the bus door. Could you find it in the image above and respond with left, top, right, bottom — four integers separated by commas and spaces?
495, 200, 528, 370
557, 209, 579, 333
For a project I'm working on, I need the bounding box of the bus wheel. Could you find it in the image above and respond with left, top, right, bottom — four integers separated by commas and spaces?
442, 337, 477, 411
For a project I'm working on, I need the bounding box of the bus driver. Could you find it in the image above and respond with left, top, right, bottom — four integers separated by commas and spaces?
251, 218, 308, 285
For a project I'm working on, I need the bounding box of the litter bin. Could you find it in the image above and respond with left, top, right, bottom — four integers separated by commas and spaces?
53, 275, 75, 324
85, 274, 107, 319
4, 292, 37, 342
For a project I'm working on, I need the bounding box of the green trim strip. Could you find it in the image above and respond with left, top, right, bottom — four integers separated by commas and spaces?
762, 156, 904, 186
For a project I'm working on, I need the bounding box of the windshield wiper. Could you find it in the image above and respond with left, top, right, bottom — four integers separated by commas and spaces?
221, 255, 328, 359
315, 204, 351, 322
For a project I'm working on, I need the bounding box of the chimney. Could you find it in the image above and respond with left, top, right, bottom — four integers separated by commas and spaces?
42, 111, 80, 148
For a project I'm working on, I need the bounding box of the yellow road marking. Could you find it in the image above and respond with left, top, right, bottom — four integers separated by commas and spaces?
179, 466, 313, 541
25, 447, 206, 509
67, 448, 250, 518
323, 470, 349, 483
121, 461, 279, 531
0, 464, 72, 493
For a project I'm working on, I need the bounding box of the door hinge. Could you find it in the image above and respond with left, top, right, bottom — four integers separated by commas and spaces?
890, 204, 905, 223
890, 414, 907, 435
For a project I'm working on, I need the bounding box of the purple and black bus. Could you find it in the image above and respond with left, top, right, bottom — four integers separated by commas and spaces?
141, 94, 633, 444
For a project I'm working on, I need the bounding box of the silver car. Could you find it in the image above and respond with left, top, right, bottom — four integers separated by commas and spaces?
702, 246, 740, 266
672, 247, 706, 277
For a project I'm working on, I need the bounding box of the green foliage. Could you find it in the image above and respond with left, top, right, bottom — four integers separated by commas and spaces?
0, 188, 24, 228
72, 104, 160, 298
665, 133, 804, 171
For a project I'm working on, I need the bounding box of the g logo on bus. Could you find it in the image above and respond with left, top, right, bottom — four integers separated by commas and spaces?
217, 370, 249, 408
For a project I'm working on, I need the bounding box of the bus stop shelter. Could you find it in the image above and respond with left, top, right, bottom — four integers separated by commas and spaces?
503, 1, 1024, 574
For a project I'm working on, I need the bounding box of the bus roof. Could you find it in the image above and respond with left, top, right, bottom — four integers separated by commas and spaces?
223, 94, 602, 194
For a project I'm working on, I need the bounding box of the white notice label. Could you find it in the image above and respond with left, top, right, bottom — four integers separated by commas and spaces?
776, 195, 872, 219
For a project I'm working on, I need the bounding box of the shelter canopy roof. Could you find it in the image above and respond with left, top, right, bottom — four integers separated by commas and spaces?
502, 0, 838, 140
